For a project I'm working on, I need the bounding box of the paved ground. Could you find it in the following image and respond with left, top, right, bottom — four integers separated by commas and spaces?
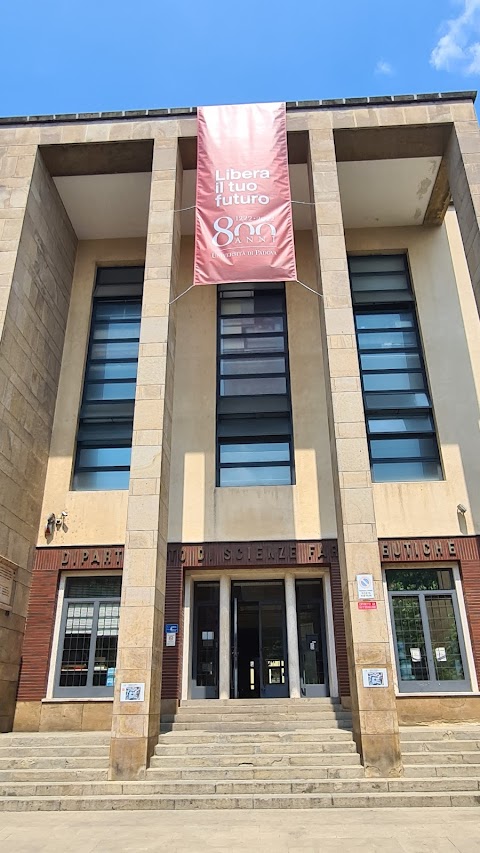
0, 808, 479, 852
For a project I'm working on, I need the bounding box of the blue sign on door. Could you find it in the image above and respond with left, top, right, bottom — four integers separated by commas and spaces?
165, 623, 179, 633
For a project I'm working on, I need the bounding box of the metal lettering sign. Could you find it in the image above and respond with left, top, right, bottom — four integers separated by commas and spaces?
0, 557, 16, 612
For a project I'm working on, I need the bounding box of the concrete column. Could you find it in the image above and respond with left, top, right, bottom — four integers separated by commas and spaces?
109, 137, 183, 780
285, 573, 301, 699
219, 574, 231, 700
446, 112, 480, 317
308, 127, 402, 777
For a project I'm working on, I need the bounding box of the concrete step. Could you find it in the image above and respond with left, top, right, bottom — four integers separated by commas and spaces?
1, 791, 480, 810
0, 734, 109, 748
0, 746, 109, 758
154, 740, 357, 756
158, 730, 354, 744
149, 752, 362, 768
166, 711, 351, 723
403, 751, 480, 765
180, 699, 340, 708
0, 757, 108, 770
161, 720, 353, 732
400, 727, 480, 742
146, 765, 366, 781
402, 740, 480, 753
1, 776, 479, 798
0, 769, 109, 782
405, 764, 480, 778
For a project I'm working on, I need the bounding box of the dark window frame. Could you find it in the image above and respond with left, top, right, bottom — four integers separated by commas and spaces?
72, 266, 144, 491
349, 254, 443, 483
216, 284, 295, 487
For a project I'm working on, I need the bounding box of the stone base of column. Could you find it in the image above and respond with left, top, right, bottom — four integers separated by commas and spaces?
108, 733, 158, 781
353, 729, 403, 778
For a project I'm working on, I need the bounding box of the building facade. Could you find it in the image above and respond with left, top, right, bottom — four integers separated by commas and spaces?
1, 91, 480, 781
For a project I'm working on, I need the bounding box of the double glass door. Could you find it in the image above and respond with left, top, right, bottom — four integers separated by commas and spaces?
232, 581, 289, 698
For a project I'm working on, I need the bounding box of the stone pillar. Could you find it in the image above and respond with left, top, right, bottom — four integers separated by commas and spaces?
285, 573, 301, 699
446, 115, 480, 317
219, 574, 231, 700
308, 127, 402, 777
109, 138, 182, 780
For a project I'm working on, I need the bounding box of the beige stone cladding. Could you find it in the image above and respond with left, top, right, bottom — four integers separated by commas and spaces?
37, 238, 146, 549
309, 126, 402, 777
108, 140, 182, 781
13, 700, 112, 731
0, 152, 77, 731
168, 231, 337, 544
346, 212, 480, 539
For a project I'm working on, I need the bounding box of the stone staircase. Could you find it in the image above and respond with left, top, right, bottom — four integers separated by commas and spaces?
0, 700, 480, 809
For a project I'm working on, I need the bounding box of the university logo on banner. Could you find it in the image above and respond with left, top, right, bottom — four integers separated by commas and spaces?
194, 102, 297, 285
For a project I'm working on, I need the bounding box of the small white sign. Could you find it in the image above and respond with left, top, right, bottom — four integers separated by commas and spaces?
166, 632, 176, 647
362, 668, 388, 688
0, 558, 16, 612
410, 647, 422, 662
120, 682, 145, 702
435, 647, 447, 662
357, 574, 375, 600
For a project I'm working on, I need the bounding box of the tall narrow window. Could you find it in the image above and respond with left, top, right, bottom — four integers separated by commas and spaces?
216, 284, 294, 487
348, 255, 442, 483
73, 266, 144, 491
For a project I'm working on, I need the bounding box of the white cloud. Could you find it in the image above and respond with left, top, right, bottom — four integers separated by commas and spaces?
375, 60, 394, 76
431, 0, 480, 74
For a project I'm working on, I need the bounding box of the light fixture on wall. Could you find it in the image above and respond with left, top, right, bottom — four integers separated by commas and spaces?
457, 504, 467, 515
44, 511, 68, 538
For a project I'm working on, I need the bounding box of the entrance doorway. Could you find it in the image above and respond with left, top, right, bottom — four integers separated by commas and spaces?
231, 581, 289, 699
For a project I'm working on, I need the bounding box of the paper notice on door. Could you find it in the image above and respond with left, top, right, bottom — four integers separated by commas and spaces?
435, 647, 447, 661
410, 648, 422, 662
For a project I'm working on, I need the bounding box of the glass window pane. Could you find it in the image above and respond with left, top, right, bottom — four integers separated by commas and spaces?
93, 603, 120, 687
358, 330, 417, 350
220, 465, 292, 487
355, 312, 414, 330
77, 422, 133, 442
66, 576, 122, 598
220, 442, 290, 464
220, 357, 286, 376
370, 437, 438, 460
363, 373, 425, 392
351, 273, 409, 293
367, 415, 434, 434
360, 353, 421, 371
92, 321, 141, 341
372, 460, 442, 482
95, 302, 141, 320
221, 336, 284, 354
221, 297, 254, 315
221, 316, 284, 335
73, 469, 131, 490
84, 381, 136, 401
90, 342, 139, 360
77, 446, 132, 468
220, 377, 287, 396
364, 391, 430, 410
87, 362, 138, 382
387, 570, 454, 592
349, 256, 406, 274
391, 596, 430, 683
59, 603, 94, 687
425, 595, 465, 681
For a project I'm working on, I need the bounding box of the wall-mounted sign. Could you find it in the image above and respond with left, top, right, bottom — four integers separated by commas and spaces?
358, 601, 377, 610
120, 682, 145, 702
165, 623, 179, 634
0, 557, 16, 612
362, 668, 388, 688
194, 102, 297, 286
166, 632, 176, 647
356, 574, 375, 600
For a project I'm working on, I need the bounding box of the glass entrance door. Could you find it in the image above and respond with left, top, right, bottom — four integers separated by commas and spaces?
296, 579, 329, 697
231, 581, 288, 699
191, 581, 219, 698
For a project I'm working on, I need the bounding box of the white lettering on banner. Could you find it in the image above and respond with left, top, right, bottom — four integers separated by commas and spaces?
212, 217, 277, 247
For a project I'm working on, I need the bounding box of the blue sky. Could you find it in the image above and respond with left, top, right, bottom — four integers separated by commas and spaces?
2, 0, 480, 116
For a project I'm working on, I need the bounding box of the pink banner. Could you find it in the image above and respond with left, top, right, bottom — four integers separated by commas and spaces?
194, 102, 297, 285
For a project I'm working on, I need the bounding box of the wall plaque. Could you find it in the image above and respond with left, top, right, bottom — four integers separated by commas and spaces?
0, 557, 16, 612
